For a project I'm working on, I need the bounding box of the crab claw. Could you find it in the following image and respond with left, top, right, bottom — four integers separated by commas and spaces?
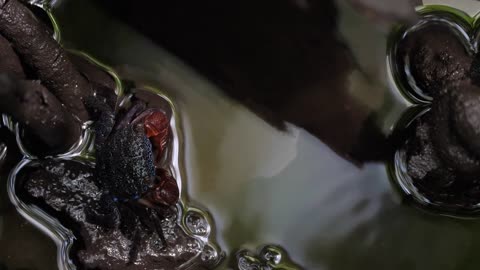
143, 110, 170, 162
146, 168, 179, 207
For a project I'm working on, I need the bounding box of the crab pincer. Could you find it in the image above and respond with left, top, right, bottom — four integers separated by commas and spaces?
132, 109, 170, 163
132, 108, 179, 207
143, 168, 179, 208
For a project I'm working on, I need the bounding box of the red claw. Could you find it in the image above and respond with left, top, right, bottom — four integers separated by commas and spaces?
148, 168, 179, 206
139, 110, 177, 206
143, 110, 170, 162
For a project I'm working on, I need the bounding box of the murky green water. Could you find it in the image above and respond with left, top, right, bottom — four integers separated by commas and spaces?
5, 0, 480, 269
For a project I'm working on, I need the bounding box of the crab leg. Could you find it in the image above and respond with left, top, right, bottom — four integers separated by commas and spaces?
0, 0, 92, 121
84, 97, 115, 152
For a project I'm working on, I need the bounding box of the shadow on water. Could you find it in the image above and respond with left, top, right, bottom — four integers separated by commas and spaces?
88, 0, 401, 164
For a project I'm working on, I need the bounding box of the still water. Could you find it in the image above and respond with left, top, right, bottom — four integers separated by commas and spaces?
3, 0, 480, 269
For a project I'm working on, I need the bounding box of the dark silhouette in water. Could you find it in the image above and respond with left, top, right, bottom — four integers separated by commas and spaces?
96, 0, 409, 163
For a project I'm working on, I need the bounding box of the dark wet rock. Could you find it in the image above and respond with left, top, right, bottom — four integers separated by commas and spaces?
0, 0, 123, 153
406, 122, 442, 180
406, 84, 480, 207
451, 83, 480, 156
390, 16, 480, 209
399, 24, 472, 96
429, 87, 480, 175
0, 33, 24, 79
21, 159, 206, 270
0, 75, 81, 153
470, 54, 480, 86
0, 0, 92, 121
70, 54, 117, 109
70, 54, 116, 91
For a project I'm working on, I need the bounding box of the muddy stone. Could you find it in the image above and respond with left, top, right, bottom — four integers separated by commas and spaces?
0, 33, 24, 78
399, 24, 472, 96
0, 0, 93, 121
451, 83, 480, 156
406, 84, 480, 207
0, 75, 81, 151
393, 19, 480, 208
0, 0, 123, 153
21, 159, 206, 270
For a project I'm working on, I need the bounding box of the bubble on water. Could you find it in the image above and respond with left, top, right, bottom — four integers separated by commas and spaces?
237, 252, 263, 270
236, 245, 302, 270
260, 246, 282, 265
185, 210, 210, 236
200, 244, 217, 262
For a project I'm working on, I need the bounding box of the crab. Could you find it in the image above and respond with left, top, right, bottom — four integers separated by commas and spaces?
84, 96, 179, 261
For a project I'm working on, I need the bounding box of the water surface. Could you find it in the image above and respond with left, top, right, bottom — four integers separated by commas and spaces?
3, 0, 480, 269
